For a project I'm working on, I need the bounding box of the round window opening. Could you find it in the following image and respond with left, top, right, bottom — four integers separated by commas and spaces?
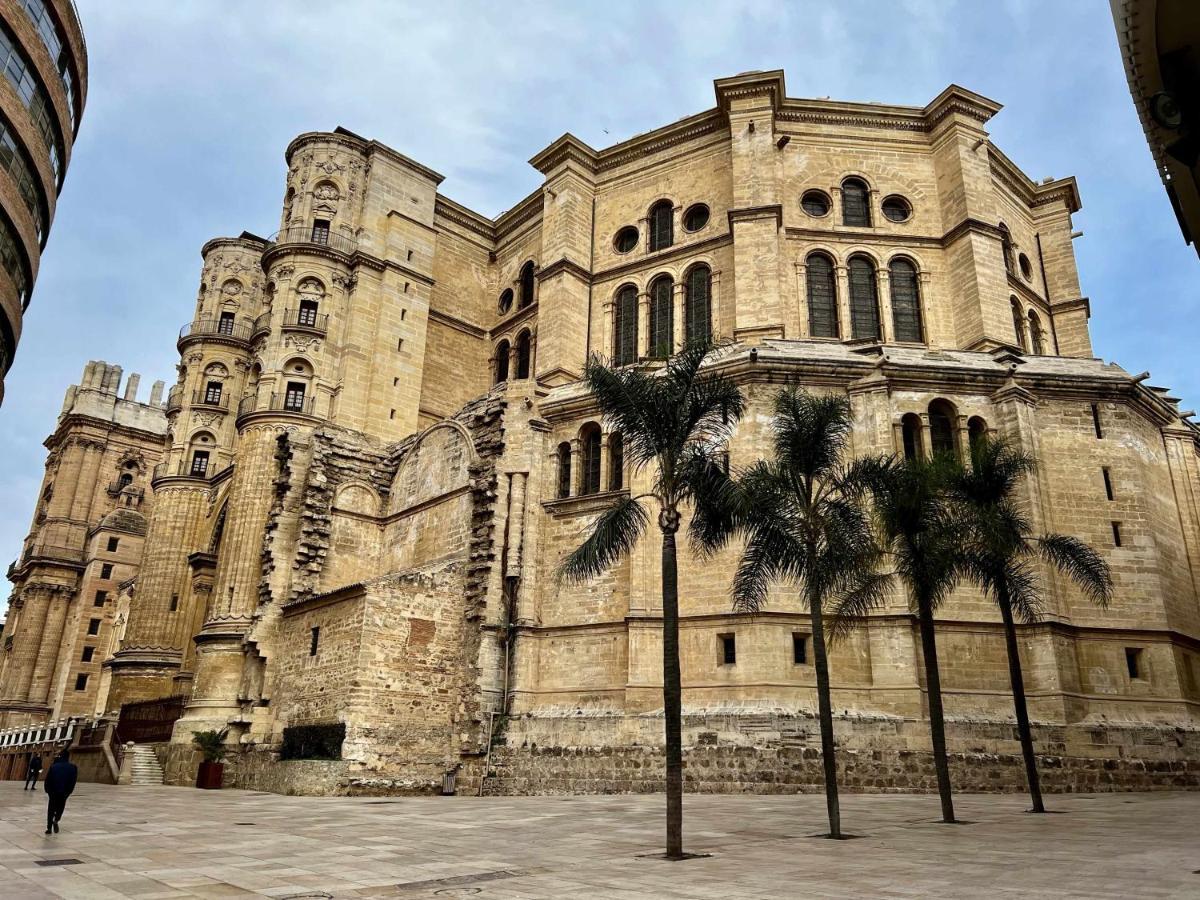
801, 190, 831, 218
881, 196, 912, 223
613, 226, 639, 254
683, 204, 710, 232
498, 288, 514, 314
1018, 252, 1033, 280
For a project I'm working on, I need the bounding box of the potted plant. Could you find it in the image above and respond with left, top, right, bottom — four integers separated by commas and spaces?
192, 728, 228, 789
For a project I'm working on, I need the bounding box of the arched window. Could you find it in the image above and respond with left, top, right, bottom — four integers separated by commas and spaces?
556, 442, 571, 499
117, 472, 133, 490
841, 178, 871, 227
494, 340, 510, 384
685, 264, 712, 345
608, 433, 624, 491
806, 253, 838, 338
1011, 297, 1027, 351
515, 331, 532, 379
648, 200, 673, 252
968, 416, 988, 457
889, 258, 923, 343
580, 424, 602, 495
999, 223, 1015, 274
518, 261, 536, 309
648, 275, 673, 358
498, 288, 513, 315
848, 255, 881, 340
614, 285, 639, 366
1028, 310, 1045, 355
928, 400, 958, 458
901, 413, 923, 461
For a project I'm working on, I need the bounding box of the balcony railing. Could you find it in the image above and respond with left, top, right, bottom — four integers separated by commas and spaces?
20, 543, 85, 564
266, 225, 357, 256
178, 317, 253, 346
251, 311, 272, 339
151, 460, 216, 481
105, 480, 144, 501
166, 384, 183, 414
281, 308, 329, 333
191, 390, 230, 411
237, 391, 316, 419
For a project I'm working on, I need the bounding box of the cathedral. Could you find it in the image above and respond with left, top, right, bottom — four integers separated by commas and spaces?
1, 71, 1197, 795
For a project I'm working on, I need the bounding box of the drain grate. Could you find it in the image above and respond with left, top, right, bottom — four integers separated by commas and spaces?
395, 869, 527, 892
36, 859, 84, 867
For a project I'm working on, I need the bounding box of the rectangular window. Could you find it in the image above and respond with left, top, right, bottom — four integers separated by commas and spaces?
87, 618, 100, 636
106, 537, 119, 552
284, 381, 307, 412
1091, 403, 1103, 439
190, 450, 210, 477
1112, 521, 1122, 547
81, 646, 94, 663
218, 310, 235, 335
298, 298, 319, 327
719, 633, 736, 666
1125, 647, 1143, 680
310, 626, 320, 657
793, 633, 808, 665
169, 593, 179, 612
1102, 468, 1114, 501
204, 380, 223, 404
100, 563, 113, 579
73, 673, 88, 691
311, 218, 330, 245
93, 590, 107, 607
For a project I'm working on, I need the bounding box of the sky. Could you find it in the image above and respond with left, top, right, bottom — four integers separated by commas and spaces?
0, 0, 1196, 606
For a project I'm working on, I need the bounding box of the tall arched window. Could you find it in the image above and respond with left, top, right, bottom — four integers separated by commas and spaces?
1011, 297, 1028, 351
648, 200, 673, 252
580, 424, 602, 495
901, 413, 923, 461
608, 433, 624, 491
494, 340, 510, 384
685, 264, 712, 345
515, 331, 532, 379
806, 253, 838, 338
889, 258, 923, 343
614, 285, 639, 366
556, 442, 571, 499
1028, 311, 1045, 355
519, 261, 536, 309
999, 223, 1015, 274
928, 400, 958, 457
848, 255, 881, 340
841, 178, 871, 227
648, 275, 673, 358
968, 416, 988, 457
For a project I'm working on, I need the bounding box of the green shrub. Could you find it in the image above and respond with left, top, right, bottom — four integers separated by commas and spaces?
192, 728, 229, 763
280, 722, 345, 760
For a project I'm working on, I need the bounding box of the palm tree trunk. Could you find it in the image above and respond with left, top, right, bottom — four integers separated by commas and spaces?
660, 520, 684, 858
916, 597, 955, 823
809, 592, 842, 838
997, 582, 1045, 813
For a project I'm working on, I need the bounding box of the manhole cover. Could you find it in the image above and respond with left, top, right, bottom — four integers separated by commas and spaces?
37, 859, 84, 867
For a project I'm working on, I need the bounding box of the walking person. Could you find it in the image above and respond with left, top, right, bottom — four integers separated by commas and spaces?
42, 749, 77, 835
23, 752, 42, 790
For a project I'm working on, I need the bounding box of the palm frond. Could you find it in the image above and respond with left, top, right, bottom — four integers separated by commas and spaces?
1003, 561, 1044, 624
682, 449, 747, 557
558, 494, 649, 584
731, 525, 803, 613
580, 356, 663, 470
828, 568, 893, 639
1038, 533, 1113, 607
771, 388, 854, 480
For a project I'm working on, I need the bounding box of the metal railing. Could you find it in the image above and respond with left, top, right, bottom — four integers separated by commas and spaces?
191, 390, 230, 410
0, 717, 78, 749
267, 225, 357, 256
152, 459, 219, 481
178, 317, 253, 345
281, 308, 329, 333
105, 480, 144, 501
238, 391, 316, 418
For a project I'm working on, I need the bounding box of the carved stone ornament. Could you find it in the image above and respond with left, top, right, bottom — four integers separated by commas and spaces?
284, 335, 322, 354
273, 265, 295, 279
314, 182, 340, 201
195, 412, 221, 428
222, 279, 243, 296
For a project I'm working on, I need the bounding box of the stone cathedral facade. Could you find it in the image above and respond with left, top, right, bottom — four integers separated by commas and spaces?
3, 71, 1199, 794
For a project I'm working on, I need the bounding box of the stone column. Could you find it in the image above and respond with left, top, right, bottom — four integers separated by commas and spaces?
638, 292, 650, 359
836, 265, 851, 341
794, 261, 808, 339
601, 300, 613, 359
27, 587, 71, 706
877, 267, 893, 344
8, 589, 51, 701
599, 435, 612, 494
570, 437, 582, 497
505, 473, 528, 578
672, 282, 685, 352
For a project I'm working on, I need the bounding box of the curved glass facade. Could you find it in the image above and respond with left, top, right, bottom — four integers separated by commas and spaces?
0, 209, 30, 303
0, 22, 65, 184
0, 113, 46, 241
20, 0, 79, 129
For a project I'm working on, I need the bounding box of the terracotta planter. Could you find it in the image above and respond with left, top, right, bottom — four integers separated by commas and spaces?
196, 760, 224, 789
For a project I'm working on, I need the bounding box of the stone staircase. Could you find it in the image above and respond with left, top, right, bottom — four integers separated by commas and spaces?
127, 744, 165, 786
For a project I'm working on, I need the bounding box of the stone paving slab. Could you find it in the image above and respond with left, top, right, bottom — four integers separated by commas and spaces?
0, 783, 1197, 898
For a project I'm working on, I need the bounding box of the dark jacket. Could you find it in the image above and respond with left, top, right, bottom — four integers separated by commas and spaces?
43, 759, 77, 797
27, 755, 42, 773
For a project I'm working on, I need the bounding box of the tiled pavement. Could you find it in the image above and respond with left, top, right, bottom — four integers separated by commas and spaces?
0, 783, 1197, 898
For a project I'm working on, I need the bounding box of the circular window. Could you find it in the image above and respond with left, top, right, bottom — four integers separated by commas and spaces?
683, 204, 710, 232
801, 190, 831, 218
1018, 252, 1033, 280
613, 226, 639, 254
881, 195, 912, 223
498, 288, 513, 314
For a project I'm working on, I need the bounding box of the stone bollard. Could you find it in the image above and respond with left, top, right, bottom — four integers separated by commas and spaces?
117, 742, 136, 785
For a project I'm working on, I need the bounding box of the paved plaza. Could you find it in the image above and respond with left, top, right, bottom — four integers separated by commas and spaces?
0, 783, 1197, 898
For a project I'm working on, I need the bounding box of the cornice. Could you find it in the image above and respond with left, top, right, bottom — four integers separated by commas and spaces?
989, 145, 1081, 214
434, 195, 496, 242
495, 188, 544, 237
285, 130, 445, 185
597, 112, 726, 173
201, 233, 268, 258
592, 232, 732, 283
537, 257, 591, 284
429, 307, 487, 339
728, 204, 783, 230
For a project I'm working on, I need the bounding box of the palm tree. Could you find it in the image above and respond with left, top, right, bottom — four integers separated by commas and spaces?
695, 388, 888, 839
950, 438, 1112, 812
559, 340, 744, 859
864, 454, 965, 824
